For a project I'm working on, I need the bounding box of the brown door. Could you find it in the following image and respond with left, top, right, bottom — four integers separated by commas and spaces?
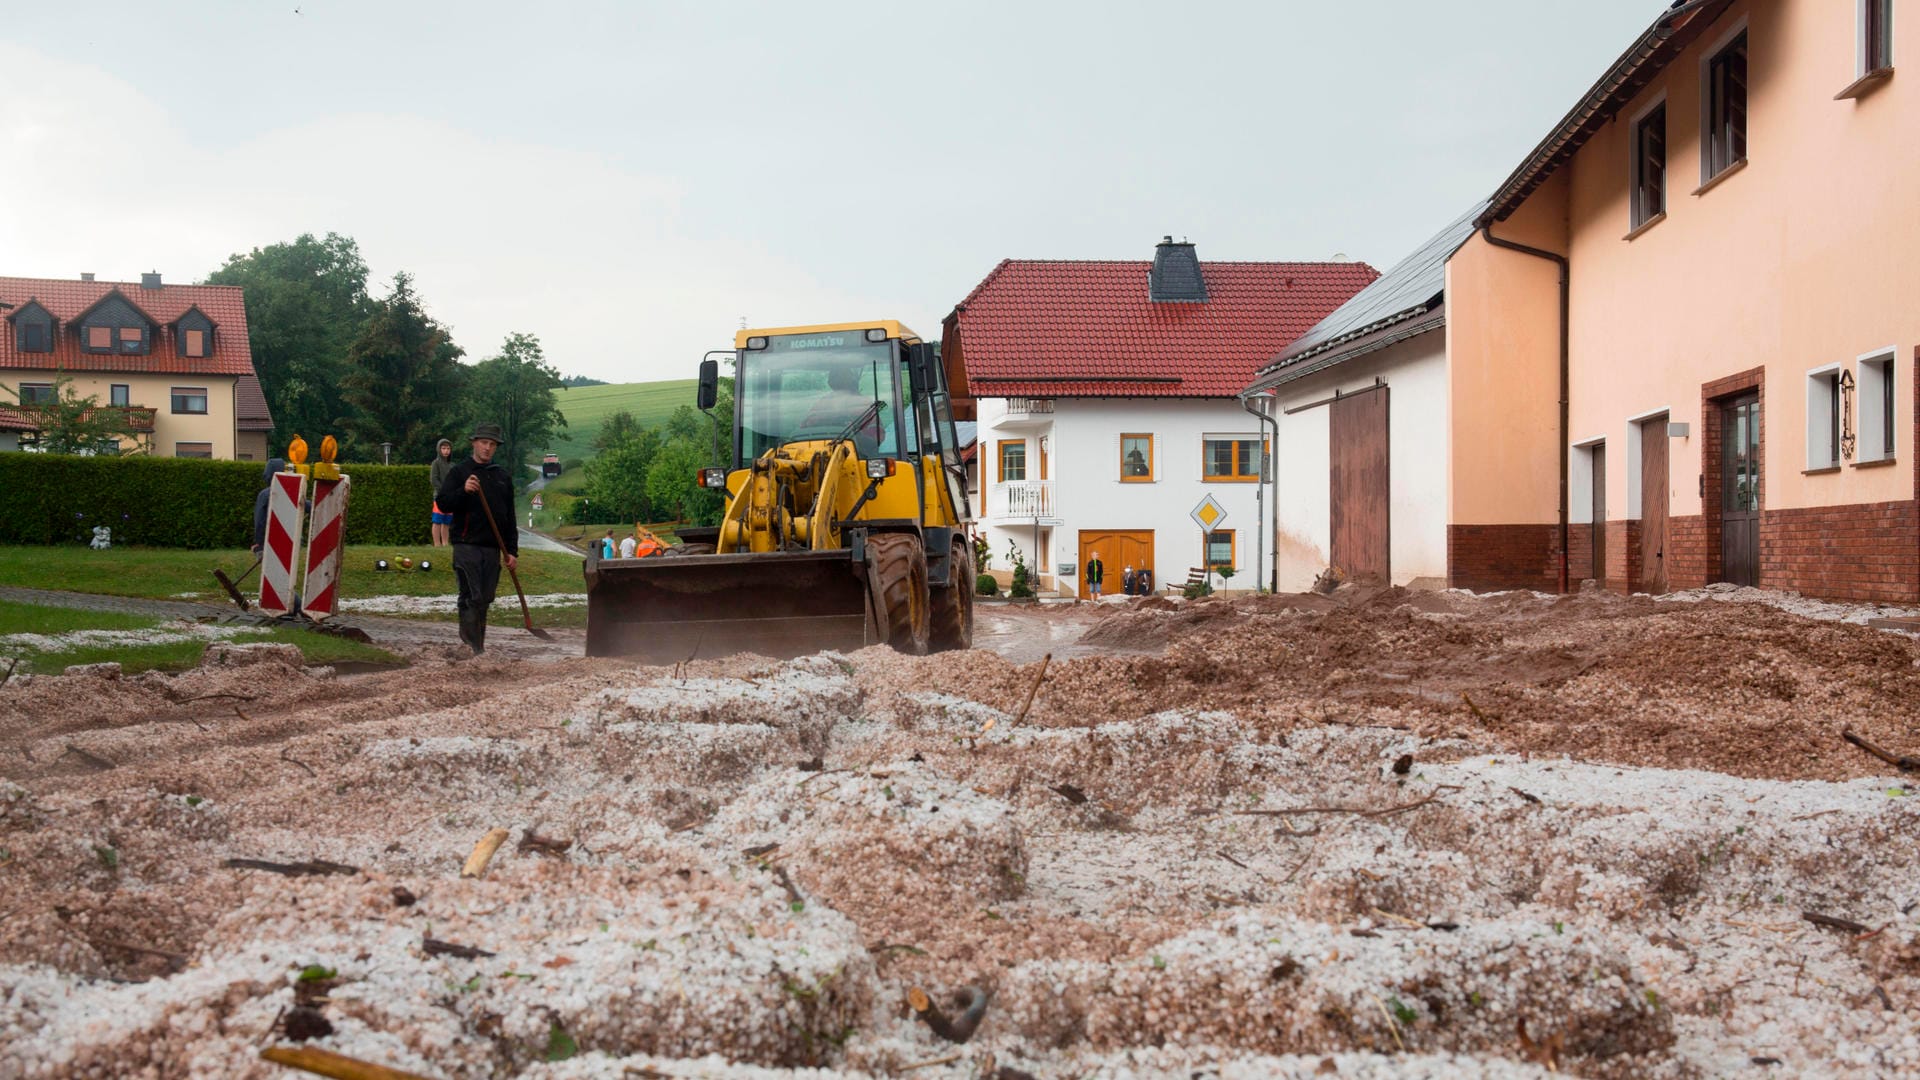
1078, 529, 1154, 596
1590, 445, 1607, 584
1640, 416, 1669, 594
1720, 394, 1760, 586
1330, 388, 1390, 582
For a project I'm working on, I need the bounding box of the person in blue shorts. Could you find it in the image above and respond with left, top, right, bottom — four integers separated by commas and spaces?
430, 438, 455, 547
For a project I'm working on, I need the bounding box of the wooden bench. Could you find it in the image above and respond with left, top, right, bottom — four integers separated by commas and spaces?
1167, 567, 1208, 595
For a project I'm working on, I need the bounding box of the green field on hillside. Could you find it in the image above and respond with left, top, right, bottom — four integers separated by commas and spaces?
543, 379, 699, 461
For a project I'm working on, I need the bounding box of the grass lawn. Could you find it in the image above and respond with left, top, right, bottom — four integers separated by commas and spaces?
544, 379, 699, 461
0, 597, 402, 675
0, 545, 586, 606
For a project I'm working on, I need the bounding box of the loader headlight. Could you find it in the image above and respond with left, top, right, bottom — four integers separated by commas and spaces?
864, 328, 888, 342
700, 468, 729, 489
745, 336, 769, 350
866, 459, 895, 480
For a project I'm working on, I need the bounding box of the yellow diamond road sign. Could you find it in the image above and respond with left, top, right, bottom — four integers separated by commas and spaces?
1190, 494, 1227, 532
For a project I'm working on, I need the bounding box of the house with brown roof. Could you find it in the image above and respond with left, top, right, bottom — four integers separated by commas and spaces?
1, 273, 270, 460
944, 238, 1377, 595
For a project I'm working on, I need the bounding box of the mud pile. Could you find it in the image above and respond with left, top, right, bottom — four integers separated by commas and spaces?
2, 589, 1918, 1077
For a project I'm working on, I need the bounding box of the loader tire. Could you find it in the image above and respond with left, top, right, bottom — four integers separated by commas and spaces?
929, 539, 973, 651
864, 532, 929, 655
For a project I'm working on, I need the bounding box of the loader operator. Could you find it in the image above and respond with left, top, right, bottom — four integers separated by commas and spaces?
436, 422, 518, 655
801, 364, 884, 452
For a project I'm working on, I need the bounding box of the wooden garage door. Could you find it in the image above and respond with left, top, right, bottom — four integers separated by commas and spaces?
1641, 415, 1670, 594
1078, 530, 1154, 596
1330, 387, 1390, 582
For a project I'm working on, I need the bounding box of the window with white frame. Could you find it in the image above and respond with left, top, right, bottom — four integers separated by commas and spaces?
1861, 0, 1894, 75
1807, 367, 1842, 469
1858, 351, 1896, 462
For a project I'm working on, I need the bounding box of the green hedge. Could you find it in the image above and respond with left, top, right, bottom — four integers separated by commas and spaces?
0, 453, 431, 548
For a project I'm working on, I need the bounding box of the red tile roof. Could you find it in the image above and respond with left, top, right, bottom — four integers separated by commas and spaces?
945, 258, 1379, 398
0, 276, 254, 377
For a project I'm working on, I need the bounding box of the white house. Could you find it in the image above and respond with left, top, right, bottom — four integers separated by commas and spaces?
944, 239, 1378, 596
1240, 204, 1484, 592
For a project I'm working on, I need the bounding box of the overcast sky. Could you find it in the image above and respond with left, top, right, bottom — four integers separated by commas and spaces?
0, 1, 1661, 384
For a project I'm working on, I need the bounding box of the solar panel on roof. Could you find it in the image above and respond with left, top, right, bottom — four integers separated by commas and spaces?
1267, 199, 1489, 369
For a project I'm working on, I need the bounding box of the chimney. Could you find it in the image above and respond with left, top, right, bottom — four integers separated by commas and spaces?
1149, 237, 1207, 303
80, 272, 95, 282
141, 271, 162, 289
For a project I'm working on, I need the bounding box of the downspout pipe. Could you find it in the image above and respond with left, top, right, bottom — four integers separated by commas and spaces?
1478, 225, 1571, 594
1242, 392, 1280, 593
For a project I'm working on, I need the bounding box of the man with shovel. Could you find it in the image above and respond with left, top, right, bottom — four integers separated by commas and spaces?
436, 423, 518, 654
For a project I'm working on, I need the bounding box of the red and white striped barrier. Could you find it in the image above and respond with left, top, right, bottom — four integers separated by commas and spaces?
301, 475, 351, 622
258, 471, 308, 616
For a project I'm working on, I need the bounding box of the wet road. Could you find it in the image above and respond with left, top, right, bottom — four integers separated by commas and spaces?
971, 599, 1110, 663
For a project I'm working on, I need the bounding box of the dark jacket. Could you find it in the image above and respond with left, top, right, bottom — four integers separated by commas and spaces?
1085, 558, 1104, 585
430, 447, 455, 497
436, 457, 518, 555
251, 457, 285, 550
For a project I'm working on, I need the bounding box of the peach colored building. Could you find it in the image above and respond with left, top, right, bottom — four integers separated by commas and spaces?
1447, 0, 1916, 601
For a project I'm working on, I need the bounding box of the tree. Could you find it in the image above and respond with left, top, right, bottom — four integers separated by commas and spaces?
592, 409, 643, 453
561, 374, 607, 387
465, 332, 566, 486
583, 428, 661, 523
644, 436, 726, 526
338, 273, 466, 463
660, 378, 733, 462
639, 382, 734, 527
1, 376, 148, 456
206, 233, 374, 449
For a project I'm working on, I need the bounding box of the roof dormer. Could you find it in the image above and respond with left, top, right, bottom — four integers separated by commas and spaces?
72, 288, 158, 357
169, 305, 218, 359
6, 299, 56, 354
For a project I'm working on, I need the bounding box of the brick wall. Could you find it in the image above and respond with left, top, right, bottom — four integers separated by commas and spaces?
1566, 522, 1594, 582
1603, 520, 1641, 594
1448, 524, 1559, 592
1760, 500, 1920, 603
1667, 515, 1708, 589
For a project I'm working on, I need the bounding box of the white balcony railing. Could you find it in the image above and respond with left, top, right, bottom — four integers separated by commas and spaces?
999, 479, 1054, 518
1002, 397, 1055, 421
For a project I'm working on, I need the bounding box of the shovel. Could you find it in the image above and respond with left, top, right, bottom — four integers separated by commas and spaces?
474, 483, 554, 640
213, 555, 262, 612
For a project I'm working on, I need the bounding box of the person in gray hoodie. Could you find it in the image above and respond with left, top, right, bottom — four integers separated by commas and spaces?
251, 457, 287, 555
430, 438, 455, 547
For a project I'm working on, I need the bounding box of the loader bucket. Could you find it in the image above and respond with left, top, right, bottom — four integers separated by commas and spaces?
583, 548, 871, 662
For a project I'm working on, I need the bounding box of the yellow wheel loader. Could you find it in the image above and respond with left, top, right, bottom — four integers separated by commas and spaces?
583, 320, 975, 661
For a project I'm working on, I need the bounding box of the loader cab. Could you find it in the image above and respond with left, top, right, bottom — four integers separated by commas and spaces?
723, 321, 971, 525
735, 329, 905, 464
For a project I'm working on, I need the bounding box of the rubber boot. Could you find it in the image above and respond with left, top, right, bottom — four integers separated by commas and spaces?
458, 610, 482, 655
470, 614, 487, 655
